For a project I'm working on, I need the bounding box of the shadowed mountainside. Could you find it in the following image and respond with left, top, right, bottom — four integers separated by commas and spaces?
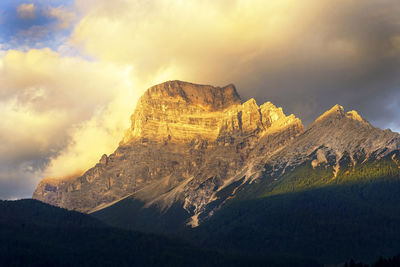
0, 199, 320, 267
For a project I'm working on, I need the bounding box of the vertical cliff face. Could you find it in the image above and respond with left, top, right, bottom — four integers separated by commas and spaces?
33, 80, 304, 218
122, 81, 243, 143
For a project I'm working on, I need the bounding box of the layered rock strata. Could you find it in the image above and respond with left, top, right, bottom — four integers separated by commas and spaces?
33, 81, 303, 220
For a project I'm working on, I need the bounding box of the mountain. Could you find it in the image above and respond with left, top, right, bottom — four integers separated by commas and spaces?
33, 80, 303, 221
32, 80, 400, 263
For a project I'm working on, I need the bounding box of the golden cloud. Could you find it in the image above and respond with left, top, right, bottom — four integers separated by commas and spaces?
43, 6, 76, 30
17, 3, 36, 19
71, 0, 400, 126
0, 49, 146, 196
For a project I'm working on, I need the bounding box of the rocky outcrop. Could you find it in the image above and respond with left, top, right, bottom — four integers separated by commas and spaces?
33, 80, 303, 219
261, 104, 400, 180
122, 81, 242, 143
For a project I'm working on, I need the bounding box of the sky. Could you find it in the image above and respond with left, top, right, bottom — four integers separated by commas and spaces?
0, 0, 399, 199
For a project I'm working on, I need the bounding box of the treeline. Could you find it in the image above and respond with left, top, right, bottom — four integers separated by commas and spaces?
345, 254, 400, 267
194, 179, 400, 264
0, 199, 319, 267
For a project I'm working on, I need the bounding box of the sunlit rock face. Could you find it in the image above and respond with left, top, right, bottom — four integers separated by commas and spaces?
122, 80, 301, 144
122, 81, 242, 143
262, 104, 400, 181
33, 80, 304, 219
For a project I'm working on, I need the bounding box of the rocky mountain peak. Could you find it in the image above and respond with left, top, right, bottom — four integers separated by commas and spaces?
122, 80, 302, 144
141, 80, 242, 111
122, 81, 244, 144
312, 104, 370, 128
266, 104, 400, 182
345, 110, 368, 124
313, 104, 345, 123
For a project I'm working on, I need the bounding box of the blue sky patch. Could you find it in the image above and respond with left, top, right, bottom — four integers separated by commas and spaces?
0, 0, 76, 51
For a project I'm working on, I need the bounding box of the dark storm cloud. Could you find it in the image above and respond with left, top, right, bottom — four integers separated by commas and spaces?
233, 0, 400, 129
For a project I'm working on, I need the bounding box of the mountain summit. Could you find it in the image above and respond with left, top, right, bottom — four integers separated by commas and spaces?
313, 104, 368, 125
33, 81, 400, 230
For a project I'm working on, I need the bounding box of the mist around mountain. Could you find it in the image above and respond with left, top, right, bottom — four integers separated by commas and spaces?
20, 81, 400, 265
